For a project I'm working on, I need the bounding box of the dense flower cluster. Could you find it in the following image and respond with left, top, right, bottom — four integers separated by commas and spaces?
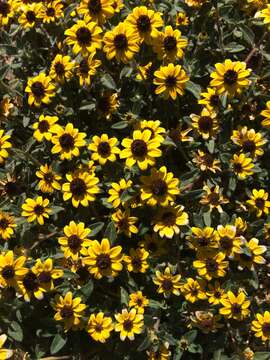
1, 0, 270, 358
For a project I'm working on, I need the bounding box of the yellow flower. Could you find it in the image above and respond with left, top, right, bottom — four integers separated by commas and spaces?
191, 107, 219, 139
32, 258, 63, 291
0, 212, 16, 240
62, 171, 100, 207
0, 250, 27, 289
251, 311, 270, 341
135, 119, 166, 143
190, 311, 223, 334
18, 3, 42, 28
153, 25, 187, 61
0, 334, 13, 360
200, 184, 229, 213
53, 291, 87, 331
120, 129, 162, 170
136, 62, 154, 81
87, 312, 114, 343
95, 92, 119, 120
21, 196, 51, 225
231, 126, 267, 158
220, 291, 250, 320
39, 0, 63, 23
89, 133, 120, 165
152, 204, 189, 238
231, 153, 254, 180
33, 114, 59, 142
246, 188, 270, 217
103, 22, 140, 63
58, 221, 92, 261
112, 0, 123, 13
124, 247, 149, 273
198, 87, 220, 111
140, 166, 180, 206
125, 6, 163, 44
255, 4, 270, 27
236, 238, 266, 269
36, 164, 61, 193
83, 238, 123, 279
107, 178, 133, 208
154, 63, 189, 100
193, 252, 228, 280
77, 0, 114, 24
18, 270, 46, 302
49, 54, 74, 83
0, 98, 13, 120
206, 281, 226, 305
64, 19, 102, 56
76, 54, 101, 86
187, 226, 219, 256
112, 208, 138, 237
261, 100, 270, 127
0, 129, 11, 164
0, 0, 14, 27
51, 123, 86, 160
192, 150, 221, 173
216, 224, 242, 257
129, 291, 149, 313
185, 0, 207, 7
210, 59, 251, 97
181, 278, 207, 303
25, 73, 56, 107
176, 12, 189, 26
115, 308, 144, 341
153, 266, 181, 298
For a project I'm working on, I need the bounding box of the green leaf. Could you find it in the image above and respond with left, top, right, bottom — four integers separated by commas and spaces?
89, 222, 105, 237
104, 221, 117, 244
8, 321, 23, 342
50, 334, 67, 355
101, 73, 116, 89
186, 81, 202, 99
137, 335, 152, 352
184, 330, 197, 343
224, 42, 245, 53
120, 287, 129, 306
79, 103, 95, 111
203, 211, 211, 227
254, 353, 270, 360
111, 121, 129, 129
78, 280, 94, 300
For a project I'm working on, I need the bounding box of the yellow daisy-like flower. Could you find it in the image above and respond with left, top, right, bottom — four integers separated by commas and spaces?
136, 61, 154, 81
103, 22, 140, 63
18, 3, 42, 28
219, 291, 250, 320
261, 100, 270, 127
153, 25, 187, 62
153, 266, 181, 298
187, 226, 219, 256
216, 224, 242, 257
36, 164, 61, 193
0, 129, 11, 164
33, 114, 59, 142
107, 178, 133, 208
120, 129, 162, 170
25, 73, 56, 107
231, 153, 254, 180
231, 126, 267, 158
206, 281, 226, 305
236, 238, 266, 269
0, 0, 14, 27
18, 270, 46, 302
62, 171, 100, 208
0, 250, 27, 289
246, 188, 270, 217
96, 92, 119, 120
125, 6, 163, 44
88, 133, 120, 165
32, 258, 63, 291
39, 0, 63, 23
193, 252, 229, 281
112, 0, 123, 13
129, 291, 149, 313
181, 278, 207, 303
154, 63, 189, 100
191, 107, 219, 139
251, 311, 270, 341
58, 221, 92, 261
112, 208, 138, 237
200, 184, 229, 213
135, 119, 166, 143
255, 4, 270, 27
87, 312, 114, 343
77, 0, 114, 24
76, 54, 101, 87
198, 87, 220, 111
0, 335, 13, 360
21, 196, 51, 225
114, 308, 144, 341
193, 150, 221, 173
176, 12, 189, 26
51, 123, 86, 160
0, 212, 16, 241
83, 238, 123, 279
140, 166, 180, 206
152, 204, 189, 238
49, 54, 74, 83
210, 59, 251, 97
64, 19, 102, 56
53, 291, 87, 332
124, 247, 149, 273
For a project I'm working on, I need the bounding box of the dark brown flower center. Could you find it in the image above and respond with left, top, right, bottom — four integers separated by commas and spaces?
95, 324, 103, 332
198, 237, 210, 247
46, 7, 55, 16
202, 153, 214, 167
34, 205, 44, 215
123, 319, 133, 331
76, 27, 92, 45
96, 254, 111, 270
97, 141, 111, 156
38, 271, 51, 283
97, 96, 111, 113
262, 323, 270, 336
137, 15, 151, 32
23, 272, 39, 291
60, 306, 74, 318
114, 34, 128, 50
242, 140, 256, 154
4, 181, 19, 196
208, 192, 220, 205
161, 211, 176, 226
26, 10, 36, 23
2, 266, 15, 279
162, 279, 173, 291
44, 172, 54, 184
131, 139, 147, 157
59, 133, 75, 150
164, 36, 177, 51
165, 75, 177, 87
68, 235, 82, 251
151, 179, 168, 196
220, 236, 233, 250
224, 70, 238, 85
255, 198, 265, 209
234, 162, 243, 173
79, 59, 89, 74
70, 178, 87, 197
0, 217, 9, 229
31, 82, 45, 98
206, 259, 218, 272
198, 116, 213, 132
0, 1, 10, 16
131, 257, 142, 269
210, 95, 219, 106
38, 120, 49, 133
54, 62, 65, 76
231, 303, 241, 315
88, 0, 101, 13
